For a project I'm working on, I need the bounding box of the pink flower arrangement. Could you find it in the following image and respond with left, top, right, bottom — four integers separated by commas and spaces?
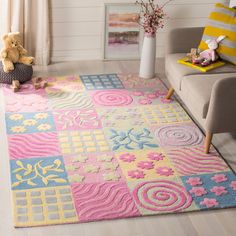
211, 174, 228, 183
210, 186, 228, 196
186, 177, 202, 186
135, 0, 172, 36
189, 187, 207, 197
156, 167, 174, 176
147, 152, 165, 161
200, 198, 219, 208
128, 170, 145, 179
119, 153, 136, 163
137, 161, 154, 170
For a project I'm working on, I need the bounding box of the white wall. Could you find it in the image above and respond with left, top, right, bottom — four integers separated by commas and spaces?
50, 0, 229, 62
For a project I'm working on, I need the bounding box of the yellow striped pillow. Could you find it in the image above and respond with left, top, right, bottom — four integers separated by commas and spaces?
199, 3, 236, 65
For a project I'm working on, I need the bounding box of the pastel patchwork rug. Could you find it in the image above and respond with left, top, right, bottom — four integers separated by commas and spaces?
2, 74, 236, 227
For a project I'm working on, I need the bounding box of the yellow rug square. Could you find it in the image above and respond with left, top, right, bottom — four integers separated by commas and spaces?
115, 149, 178, 181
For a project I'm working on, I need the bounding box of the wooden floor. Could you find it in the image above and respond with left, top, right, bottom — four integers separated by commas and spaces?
0, 59, 236, 236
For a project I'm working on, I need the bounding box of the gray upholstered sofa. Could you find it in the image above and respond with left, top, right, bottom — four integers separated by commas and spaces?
164, 27, 236, 153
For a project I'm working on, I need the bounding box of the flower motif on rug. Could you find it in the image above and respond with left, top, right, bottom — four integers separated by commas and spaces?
211, 174, 228, 183
63, 153, 124, 183
53, 108, 102, 131
6, 111, 55, 134
182, 172, 236, 209
108, 128, 158, 151
10, 156, 68, 189
200, 198, 219, 208
147, 152, 165, 161
189, 187, 208, 197
116, 149, 175, 181
156, 167, 174, 176
210, 186, 228, 196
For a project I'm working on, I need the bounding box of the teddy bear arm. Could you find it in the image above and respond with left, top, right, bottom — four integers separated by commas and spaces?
0, 49, 8, 59
18, 45, 27, 55
1, 57, 14, 73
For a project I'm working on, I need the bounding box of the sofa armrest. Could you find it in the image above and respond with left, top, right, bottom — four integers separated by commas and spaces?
166, 27, 204, 54
205, 76, 236, 133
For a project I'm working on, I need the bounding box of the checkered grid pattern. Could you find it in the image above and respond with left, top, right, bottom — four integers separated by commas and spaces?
13, 187, 78, 227
141, 103, 190, 125
58, 130, 110, 154
80, 74, 124, 90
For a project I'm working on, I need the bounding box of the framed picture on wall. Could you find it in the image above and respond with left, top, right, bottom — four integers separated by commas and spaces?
230, 0, 236, 8
103, 3, 141, 60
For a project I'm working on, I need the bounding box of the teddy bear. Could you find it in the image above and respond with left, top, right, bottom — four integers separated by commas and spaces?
188, 35, 226, 66
0, 32, 34, 73
0, 32, 48, 92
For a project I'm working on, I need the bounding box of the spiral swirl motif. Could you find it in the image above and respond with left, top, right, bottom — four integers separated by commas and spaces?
155, 124, 203, 147
133, 180, 192, 212
92, 90, 133, 106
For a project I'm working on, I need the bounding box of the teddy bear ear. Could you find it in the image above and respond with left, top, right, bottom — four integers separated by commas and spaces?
2, 34, 8, 40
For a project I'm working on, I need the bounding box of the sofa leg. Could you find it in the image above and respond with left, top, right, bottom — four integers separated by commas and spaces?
204, 132, 213, 154
165, 87, 174, 99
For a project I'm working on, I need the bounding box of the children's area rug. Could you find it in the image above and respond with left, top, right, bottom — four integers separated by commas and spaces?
2, 74, 236, 227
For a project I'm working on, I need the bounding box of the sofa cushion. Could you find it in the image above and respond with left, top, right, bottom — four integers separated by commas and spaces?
199, 3, 236, 65
165, 53, 236, 90
181, 73, 236, 118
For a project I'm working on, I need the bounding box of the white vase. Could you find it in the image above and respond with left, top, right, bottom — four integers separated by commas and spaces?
139, 34, 156, 79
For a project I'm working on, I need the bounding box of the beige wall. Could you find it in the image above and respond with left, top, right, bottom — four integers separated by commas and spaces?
50, 0, 229, 62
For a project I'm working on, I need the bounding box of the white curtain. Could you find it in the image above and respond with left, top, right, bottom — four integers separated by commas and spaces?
0, 0, 50, 65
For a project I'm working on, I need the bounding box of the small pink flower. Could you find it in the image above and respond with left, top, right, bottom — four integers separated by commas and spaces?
161, 98, 173, 103
156, 167, 174, 176
147, 152, 165, 161
137, 161, 154, 170
230, 181, 236, 190
211, 174, 227, 183
128, 170, 145, 179
189, 187, 207, 197
147, 93, 158, 99
139, 98, 152, 105
186, 177, 202, 186
211, 186, 228, 196
119, 153, 136, 163
200, 198, 219, 208
132, 91, 144, 96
